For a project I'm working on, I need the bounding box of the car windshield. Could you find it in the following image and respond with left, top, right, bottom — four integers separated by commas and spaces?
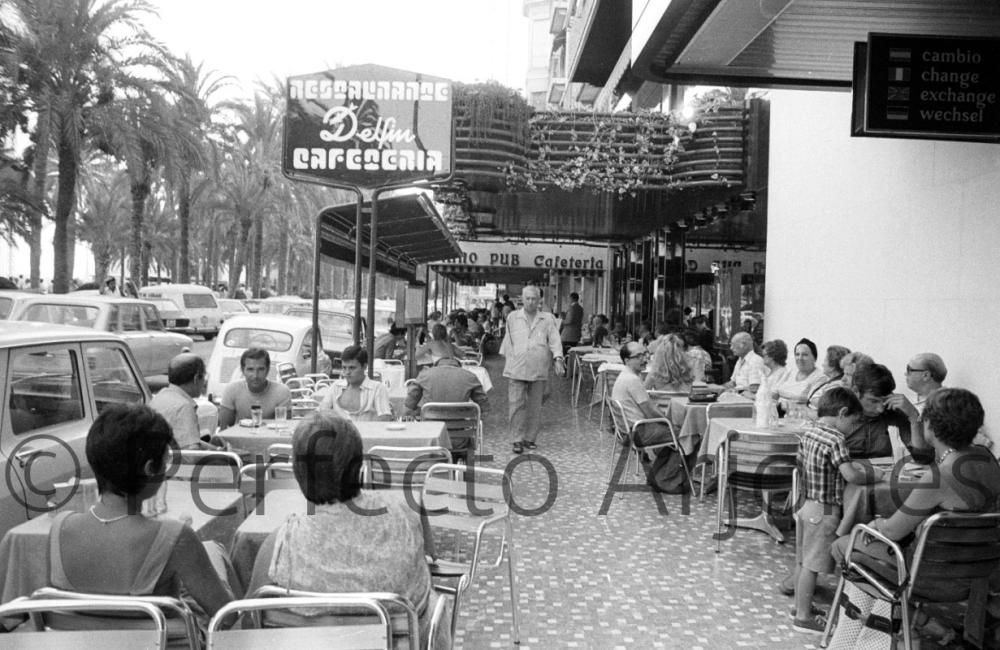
287, 309, 354, 338
21, 303, 100, 328
183, 293, 217, 309
222, 327, 293, 352
0, 297, 11, 319
149, 299, 178, 312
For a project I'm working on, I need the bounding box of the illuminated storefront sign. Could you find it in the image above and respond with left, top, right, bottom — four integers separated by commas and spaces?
283, 64, 453, 187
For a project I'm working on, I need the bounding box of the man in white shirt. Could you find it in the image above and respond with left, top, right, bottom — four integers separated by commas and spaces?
150, 353, 210, 448
714, 331, 765, 397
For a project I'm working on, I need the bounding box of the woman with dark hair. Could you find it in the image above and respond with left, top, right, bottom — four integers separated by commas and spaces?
644, 333, 694, 392
47, 404, 235, 624
831, 388, 1000, 569
807, 344, 852, 408
249, 412, 449, 648
773, 338, 826, 410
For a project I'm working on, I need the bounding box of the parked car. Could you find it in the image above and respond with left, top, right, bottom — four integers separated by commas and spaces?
0, 290, 37, 320
256, 295, 311, 315
205, 314, 332, 399
0, 321, 151, 538
217, 298, 250, 321
7, 295, 193, 384
137, 283, 224, 340
143, 297, 190, 333
284, 305, 368, 363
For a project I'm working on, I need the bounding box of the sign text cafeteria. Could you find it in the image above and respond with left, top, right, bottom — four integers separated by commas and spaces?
451, 251, 605, 270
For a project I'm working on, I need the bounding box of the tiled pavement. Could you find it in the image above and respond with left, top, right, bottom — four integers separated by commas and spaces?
449, 356, 969, 649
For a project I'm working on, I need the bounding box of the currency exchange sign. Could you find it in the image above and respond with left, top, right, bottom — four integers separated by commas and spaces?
283, 64, 453, 187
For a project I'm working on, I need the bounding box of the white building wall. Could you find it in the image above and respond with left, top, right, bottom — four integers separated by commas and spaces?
766, 89, 1000, 443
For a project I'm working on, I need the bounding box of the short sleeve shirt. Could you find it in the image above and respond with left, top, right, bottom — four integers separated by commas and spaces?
221, 380, 291, 420
731, 350, 766, 390
149, 384, 200, 448
611, 367, 650, 426
799, 421, 852, 505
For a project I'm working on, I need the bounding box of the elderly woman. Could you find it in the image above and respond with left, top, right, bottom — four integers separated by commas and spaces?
643, 333, 694, 393
249, 412, 449, 649
47, 404, 235, 625
807, 345, 851, 408
318, 345, 392, 421
773, 338, 827, 410
831, 387, 1000, 570
760, 339, 792, 399
840, 350, 874, 393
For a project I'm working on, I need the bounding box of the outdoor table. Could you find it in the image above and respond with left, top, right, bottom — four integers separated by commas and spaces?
836, 458, 925, 535
574, 352, 619, 408
701, 416, 807, 460
217, 419, 449, 459
0, 485, 243, 606
654, 394, 753, 457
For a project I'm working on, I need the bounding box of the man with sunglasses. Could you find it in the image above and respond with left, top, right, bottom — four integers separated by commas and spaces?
611, 342, 677, 455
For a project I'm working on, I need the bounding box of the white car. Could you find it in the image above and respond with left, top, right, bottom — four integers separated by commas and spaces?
217, 298, 250, 321
0, 321, 151, 537
205, 314, 332, 399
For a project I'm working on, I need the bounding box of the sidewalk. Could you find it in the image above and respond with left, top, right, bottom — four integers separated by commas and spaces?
455, 355, 826, 649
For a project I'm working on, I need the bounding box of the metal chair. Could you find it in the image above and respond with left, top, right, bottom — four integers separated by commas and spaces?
420, 402, 483, 462
0, 595, 169, 649
364, 445, 453, 492
168, 448, 243, 485
822, 511, 1000, 649
276, 362, 298, 385
591, 364, 621, 431
27, 586, 200, 649
606, 399, 696, 494
265, 443, 292, 463
699, 401, 754, 498
288, 386, 314, 400
284, 377, 313, 391
422, 463, 519, 644
290, 397, 319, 419
206, 592, 397, 650
304, 373, 330, 384
238, 462, 298, 516
714, 429, 799, 551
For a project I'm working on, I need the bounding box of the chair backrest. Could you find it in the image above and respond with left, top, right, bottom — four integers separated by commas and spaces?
206, 592, 396, 650
27, 586, 199, 648
722, 430, 799, 481
304, 373, 330, 384
288, 386, 314, 399
380, 359, 404, 366
607, 400, 631, 443
0, 596, 168, 649
266, 443, 293, 463
239, 463, 299, 514
908, 511, 1000, 598
167, 449, 242, 485
290, 398, 319, 419
705, 401, 754, 423
365, 445, 453, 491
420, 402, 482, 452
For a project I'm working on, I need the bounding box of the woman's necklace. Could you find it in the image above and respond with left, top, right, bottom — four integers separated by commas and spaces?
937, 448, 956, 465
89, 504, 130, 525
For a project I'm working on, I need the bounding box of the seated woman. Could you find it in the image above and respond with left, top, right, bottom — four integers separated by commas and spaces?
831, 387, 1000, 575
759, 339, 792, 399
807, 344, 851, 409
840, 350, 874, 393
607, 318, 632, 349
318, 345, 392, 422
773, 338, 826, 411
682, 329, 713, 383
643, 333, 694, 393
414, 324, 464, 367
47, 404, 235, 626
249, 412, 449, 649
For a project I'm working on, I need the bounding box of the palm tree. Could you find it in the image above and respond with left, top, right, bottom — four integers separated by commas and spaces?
165, 55, 230, 283
76, 157, 130, 281
8, 0, 163, 293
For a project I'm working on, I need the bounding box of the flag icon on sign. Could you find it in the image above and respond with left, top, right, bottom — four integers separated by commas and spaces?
888, 67, 910, 82
889, 48, 911, 62
886, 105, 909, 121
887, 86, 910, 101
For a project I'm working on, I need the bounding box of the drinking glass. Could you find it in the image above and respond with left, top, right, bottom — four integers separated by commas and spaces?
250, 403, 263, 427
275, 405, 288, 427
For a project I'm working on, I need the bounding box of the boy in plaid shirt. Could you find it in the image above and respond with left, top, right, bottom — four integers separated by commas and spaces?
791, 387, 886, 634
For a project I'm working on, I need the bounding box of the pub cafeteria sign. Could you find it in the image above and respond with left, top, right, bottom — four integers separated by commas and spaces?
283, 64, 453, 187
853, 33, 1000, 143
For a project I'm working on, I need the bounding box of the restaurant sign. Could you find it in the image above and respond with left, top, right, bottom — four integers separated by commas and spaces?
283, 64, 453, 187
852, 33, 1000, 143
440, 241, 609, 271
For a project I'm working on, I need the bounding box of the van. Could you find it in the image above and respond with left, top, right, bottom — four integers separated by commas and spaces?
138, 284, 225, 340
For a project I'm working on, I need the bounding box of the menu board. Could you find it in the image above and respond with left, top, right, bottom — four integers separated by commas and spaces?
852, 33, 1000, 143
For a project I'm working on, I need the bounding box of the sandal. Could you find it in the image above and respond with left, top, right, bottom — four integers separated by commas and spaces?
512, 441, 524, 454
523, 441, 537, 450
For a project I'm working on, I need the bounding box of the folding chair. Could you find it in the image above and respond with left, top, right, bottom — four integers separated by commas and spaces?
422, 463, 519, 644
420, 402, 483, 462
714, 429, 799, 551
607, 399, 696, 493
275, 362, 298, 385
822, 511, 1000, 649
205, 593, 394, 650
284, 377, 313, 392
265, 443, 292, 463
364, 445, 452, 492
591, 364, 621, 431
0, 596, 168, 649
288, 387, 314, 400
304, 373, 330, 385
290, 398, 319, 419
28, 586, 200, 649
699, 401, 754, 498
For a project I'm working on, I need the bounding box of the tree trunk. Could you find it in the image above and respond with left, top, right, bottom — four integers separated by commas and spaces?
52, 138, 78, 294
230, 212, 252, 298
250, 212, 263, 297
206, 216, 216, 288
129, 176, 150, 288
178, 172, 191, 283
30, 103, 52, 290
277, 226, 289, 295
